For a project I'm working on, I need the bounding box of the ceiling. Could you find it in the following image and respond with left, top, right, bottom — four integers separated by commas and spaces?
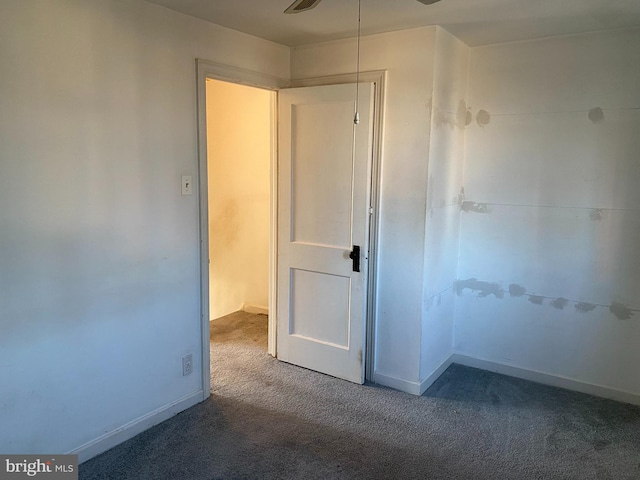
145, 0, 640, 47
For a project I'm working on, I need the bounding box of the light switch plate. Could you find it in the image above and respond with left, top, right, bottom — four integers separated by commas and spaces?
181, 175, 193, 196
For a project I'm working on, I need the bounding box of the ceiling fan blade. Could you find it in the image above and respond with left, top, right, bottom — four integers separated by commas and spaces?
284, 0, 440, 15
284, 0, 324, 14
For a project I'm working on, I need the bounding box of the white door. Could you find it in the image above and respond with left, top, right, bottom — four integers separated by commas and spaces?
277, 83, 374, 384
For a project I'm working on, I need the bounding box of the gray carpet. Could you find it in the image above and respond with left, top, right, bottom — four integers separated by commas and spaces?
80, 311, 640, 479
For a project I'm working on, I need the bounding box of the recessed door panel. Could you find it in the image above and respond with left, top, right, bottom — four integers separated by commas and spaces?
291, 102, 354, 247
290, 268, 350, 348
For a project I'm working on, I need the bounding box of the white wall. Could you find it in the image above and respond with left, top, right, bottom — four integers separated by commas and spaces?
206, 80, 271, 320
420, 28, 469, 386
0, 0, 288, 457
456, 28, 640, 396
292, 27, 437, 388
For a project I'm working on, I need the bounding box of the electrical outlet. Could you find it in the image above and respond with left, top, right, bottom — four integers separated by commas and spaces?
182, 353, 193, 376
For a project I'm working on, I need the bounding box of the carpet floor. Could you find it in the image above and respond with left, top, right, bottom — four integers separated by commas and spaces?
80, 311, 640, 479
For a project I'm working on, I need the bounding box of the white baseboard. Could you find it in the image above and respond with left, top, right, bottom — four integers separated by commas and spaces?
242, 303, 269, 315
419, 356, 454, 395
70, 390, 204, 463
451, 354, 640, 407
372, 371, 423, 395
373, 357, 452, 396
374, 353, 640, 406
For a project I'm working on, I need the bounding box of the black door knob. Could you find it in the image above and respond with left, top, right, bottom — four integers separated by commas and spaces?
349, 245, 360, 272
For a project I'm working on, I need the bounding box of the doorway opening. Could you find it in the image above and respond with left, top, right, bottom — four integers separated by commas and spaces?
197, 60, 385, 397
205, 78, 274, 376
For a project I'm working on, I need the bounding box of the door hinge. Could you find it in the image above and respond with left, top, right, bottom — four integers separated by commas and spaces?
368, 206, 374, 215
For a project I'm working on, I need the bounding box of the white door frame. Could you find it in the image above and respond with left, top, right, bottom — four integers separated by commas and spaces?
196, 59, 287, 400
196, 59, 386, 397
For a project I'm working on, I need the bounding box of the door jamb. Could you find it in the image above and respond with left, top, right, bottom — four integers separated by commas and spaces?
290, 70, 386, 382
196, 59, 288, 400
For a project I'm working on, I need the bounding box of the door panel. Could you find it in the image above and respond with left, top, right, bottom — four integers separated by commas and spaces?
290, 269, 350, 347
277, 83, 374, 384
291, 101, 354, 247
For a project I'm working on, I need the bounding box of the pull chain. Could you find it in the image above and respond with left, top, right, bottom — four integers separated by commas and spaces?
354, 0, 361, 125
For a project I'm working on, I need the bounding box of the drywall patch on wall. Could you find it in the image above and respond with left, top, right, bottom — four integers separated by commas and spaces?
588, 107, 605, 124
455, 278, 504, 299
428, 98, 472, 130
476, 109, 491, 127
610, 302, 634, 320
509, 284, 527, 297
456, 100, 473, 127
461, 201, 491, 213
424, 292, 444, 312
457, 187, 466, 207
590, 209, 603, 221
528, 295, 545, 305
575, 302, 597, 313
428, 98, 444, 128
550, 297, 570, 310
456, 275, 638, 320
